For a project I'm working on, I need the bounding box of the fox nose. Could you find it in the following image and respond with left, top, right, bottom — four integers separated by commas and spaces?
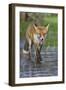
40, 37, 43, 41
41, 38, 43, 41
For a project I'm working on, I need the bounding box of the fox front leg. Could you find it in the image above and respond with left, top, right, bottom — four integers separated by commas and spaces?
35, 46, 42, 64
28, 39, 32, 58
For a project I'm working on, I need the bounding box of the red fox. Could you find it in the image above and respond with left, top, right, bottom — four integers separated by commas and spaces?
23, 24, 49, 63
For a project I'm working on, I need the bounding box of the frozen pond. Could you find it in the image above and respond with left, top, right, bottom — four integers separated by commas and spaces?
20, 40, 58, 78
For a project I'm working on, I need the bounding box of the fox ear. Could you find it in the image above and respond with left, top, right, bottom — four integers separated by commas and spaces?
43, 24, 49, 34
46, 24, 49, 30
33, 24, 38, 31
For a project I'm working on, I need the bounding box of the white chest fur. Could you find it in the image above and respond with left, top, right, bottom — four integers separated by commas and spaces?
33, 34, 40, 43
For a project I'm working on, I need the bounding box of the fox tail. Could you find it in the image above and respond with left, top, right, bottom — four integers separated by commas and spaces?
23, 39, 29, 54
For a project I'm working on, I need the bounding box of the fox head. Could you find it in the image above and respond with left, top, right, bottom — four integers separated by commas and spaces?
33, 24, 49, 44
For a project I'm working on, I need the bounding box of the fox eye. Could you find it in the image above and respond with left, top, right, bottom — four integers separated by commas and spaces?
37, 33, 40, 38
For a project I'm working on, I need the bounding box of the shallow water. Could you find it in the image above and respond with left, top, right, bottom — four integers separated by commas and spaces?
20, 39, 58, 78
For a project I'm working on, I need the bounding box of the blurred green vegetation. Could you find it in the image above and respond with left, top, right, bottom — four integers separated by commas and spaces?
20, 13, 58, 47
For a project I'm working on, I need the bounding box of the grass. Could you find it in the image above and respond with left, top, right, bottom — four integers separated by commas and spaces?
20, 14, 58, 47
